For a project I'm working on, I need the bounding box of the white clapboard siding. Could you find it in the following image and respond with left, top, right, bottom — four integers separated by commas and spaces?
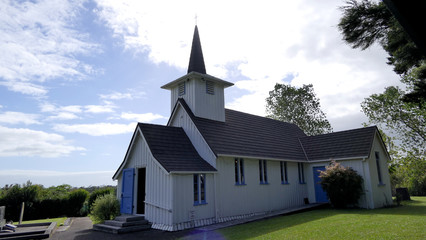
116, 131, 173, 225
216, 157, 308, 218
367, 133, 393, 208
169, 105, 217, 168
170, 74, 225, 122
172, 174, 215, 224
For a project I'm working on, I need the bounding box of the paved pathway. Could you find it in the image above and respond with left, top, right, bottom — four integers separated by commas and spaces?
49, 204, 327, 239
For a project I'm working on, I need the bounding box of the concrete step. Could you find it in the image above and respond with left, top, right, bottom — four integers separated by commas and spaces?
93, 223, 151, 234
114, 215, 145, 222
104, 219, 149, 227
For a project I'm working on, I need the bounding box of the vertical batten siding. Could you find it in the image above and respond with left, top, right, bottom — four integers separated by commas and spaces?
170, 75, 225, 122
216, 157, 308, 219
368, 134, 393, 208
145, 157, 173, 226
307, 160, 370, 208
117, 132, 173, 224
193, 77, 225, 122
172, 174, 215, 224
169, 107, 217, 168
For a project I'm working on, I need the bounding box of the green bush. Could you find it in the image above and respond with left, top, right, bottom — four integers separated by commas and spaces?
91, 194, 120, 223
67, 189, 89, 217
88, 188, 114, 212
319, 161, 364, 208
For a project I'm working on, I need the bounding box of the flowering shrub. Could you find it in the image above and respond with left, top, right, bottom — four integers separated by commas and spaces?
319, 161, 364, 208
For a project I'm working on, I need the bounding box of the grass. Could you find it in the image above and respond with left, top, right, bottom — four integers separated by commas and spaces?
20, 217, 67, 226
217, 197, 426, 240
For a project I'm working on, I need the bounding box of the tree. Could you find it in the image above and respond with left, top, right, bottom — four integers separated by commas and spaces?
338, 0, 426, 105
266, 83, 332, 136
361, 86, 425, 153
362, 85, 426, 195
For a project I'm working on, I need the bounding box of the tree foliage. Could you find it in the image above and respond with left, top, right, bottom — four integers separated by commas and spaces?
361, 86, 425, 153
0, 182, 117, 221
319, 161, 364, 208
338, 0, 426, 105
266, 83, 332, 136
361, 84, 425, 195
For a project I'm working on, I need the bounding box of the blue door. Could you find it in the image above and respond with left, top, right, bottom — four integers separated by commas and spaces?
121, 168, 135, 214
313, 166, 328, 203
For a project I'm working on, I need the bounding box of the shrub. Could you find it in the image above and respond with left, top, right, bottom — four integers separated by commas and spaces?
67, 189, 89, 217
91, 194, 120, 223
319, 161, 364, 208
88, 188, 114, 212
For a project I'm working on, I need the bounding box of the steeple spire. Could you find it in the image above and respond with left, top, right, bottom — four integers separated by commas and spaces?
187, 25, 206, 74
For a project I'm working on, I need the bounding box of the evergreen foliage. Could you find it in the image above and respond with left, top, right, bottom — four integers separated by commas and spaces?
319, 161, 364, 208
91, 194, 120, 223
338, 0, 426, 105
266, 83, 332, 136
0, 182, 116, 221
88, 187, 114, 212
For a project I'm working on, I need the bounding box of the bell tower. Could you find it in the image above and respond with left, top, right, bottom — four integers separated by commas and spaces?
161, 26, 233, 122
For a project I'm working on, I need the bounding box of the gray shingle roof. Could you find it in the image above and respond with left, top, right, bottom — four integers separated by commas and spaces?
299, 126, 377, 161
177, 99, 308, 161
138, 123, 216, 172
176, 99, 379, 162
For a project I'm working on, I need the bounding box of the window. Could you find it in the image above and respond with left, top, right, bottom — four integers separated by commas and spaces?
235, 158, 245, 185
178, 82, 186, 96
280, 161, 289, 184
194, 174, 206, 205
375, 152, 383, 185
259, 160, 268, 184
298, 162, 305, 184
206, 80, 214, 95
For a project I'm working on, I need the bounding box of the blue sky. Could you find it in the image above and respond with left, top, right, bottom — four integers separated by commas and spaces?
0, 0, 400, 187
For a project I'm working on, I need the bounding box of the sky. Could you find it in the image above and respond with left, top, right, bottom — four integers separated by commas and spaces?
0, 0, 401, 188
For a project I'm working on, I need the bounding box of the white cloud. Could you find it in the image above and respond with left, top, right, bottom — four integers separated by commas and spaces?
0, 111, 41, 125
0, 0, 98, 96
53, 122, 135, 136
47, 112, 80, 121
99, 91, 145, 100
0, 125, 85, 157
84, 104, 116, 113
0, 81, 48, 97
120, 112, 166, 123
94, 0, 402, 131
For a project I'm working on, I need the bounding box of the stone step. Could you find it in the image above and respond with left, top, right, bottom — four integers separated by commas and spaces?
93, 223, 151, 234
114, 215, 145, 222
104, 219, 149, 227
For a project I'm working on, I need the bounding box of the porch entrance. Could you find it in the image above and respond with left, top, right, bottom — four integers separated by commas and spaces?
313, 166, 328, 203
137, 168, 146, 214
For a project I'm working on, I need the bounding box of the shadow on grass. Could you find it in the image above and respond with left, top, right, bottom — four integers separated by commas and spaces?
214, 197, 425, 240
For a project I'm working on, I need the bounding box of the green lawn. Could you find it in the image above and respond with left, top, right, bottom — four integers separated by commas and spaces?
20, 217, 67, 226
218, 197, 426, 240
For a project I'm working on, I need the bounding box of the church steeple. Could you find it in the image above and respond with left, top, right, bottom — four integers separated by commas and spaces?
187, 25, 206, 74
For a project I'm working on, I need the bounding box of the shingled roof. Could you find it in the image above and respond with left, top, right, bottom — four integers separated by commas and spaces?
299, 126, 377, 161
176, 99, 308, 161
139, 123, 216, 172
174, 99, 379, 162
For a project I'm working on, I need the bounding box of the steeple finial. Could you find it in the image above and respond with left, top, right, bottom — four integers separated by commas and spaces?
187, 25, 206, 74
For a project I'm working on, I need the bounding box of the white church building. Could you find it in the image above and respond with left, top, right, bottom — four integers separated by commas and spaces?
113, 26, 393, 231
